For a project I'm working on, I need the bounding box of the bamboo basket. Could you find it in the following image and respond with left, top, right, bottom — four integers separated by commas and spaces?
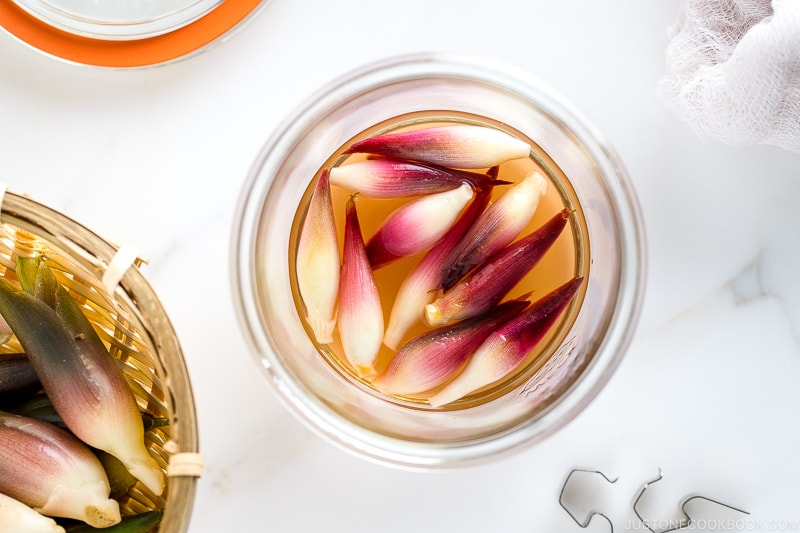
0, 189, 200, 532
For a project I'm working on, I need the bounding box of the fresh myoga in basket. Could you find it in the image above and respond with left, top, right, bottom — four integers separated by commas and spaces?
0, 256, 164, 531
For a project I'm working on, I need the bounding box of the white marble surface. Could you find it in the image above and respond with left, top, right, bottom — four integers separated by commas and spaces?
1, 0, 799, 531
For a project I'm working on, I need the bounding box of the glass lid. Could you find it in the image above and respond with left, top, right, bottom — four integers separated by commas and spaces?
11, 0, 223, 40
0, 0, 267, 67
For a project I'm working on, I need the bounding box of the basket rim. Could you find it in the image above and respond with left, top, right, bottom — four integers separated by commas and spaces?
0, 189, 200, 532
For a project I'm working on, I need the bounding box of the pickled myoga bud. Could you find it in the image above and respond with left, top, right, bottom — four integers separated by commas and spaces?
374, 300, 527, 397
329, 158, 499, 198
383, 188, 491, 350
366, 182, 474, 269
426, 209, 569, 327
296, 170, 341, 344
338, 196, 384, 379
345, 124, 531, 168
427, 277, 583, 407
440, 171, 548, 290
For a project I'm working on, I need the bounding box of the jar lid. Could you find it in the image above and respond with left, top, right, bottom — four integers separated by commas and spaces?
0, 0, 266, 68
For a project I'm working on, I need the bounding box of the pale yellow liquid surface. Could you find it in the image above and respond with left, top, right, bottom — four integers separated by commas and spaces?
289, 112, 589, 407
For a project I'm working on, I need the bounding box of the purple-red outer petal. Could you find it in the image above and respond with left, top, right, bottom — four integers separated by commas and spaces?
377, 300, 528, 394
430, 209, 569, 323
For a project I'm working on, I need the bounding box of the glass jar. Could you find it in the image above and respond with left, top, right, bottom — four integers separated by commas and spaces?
232, 54, 646, 469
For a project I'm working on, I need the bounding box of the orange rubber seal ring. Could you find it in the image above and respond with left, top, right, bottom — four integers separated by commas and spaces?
0, 0, 265, 68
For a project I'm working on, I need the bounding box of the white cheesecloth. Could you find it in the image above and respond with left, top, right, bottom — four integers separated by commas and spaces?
659, 0, 800, 153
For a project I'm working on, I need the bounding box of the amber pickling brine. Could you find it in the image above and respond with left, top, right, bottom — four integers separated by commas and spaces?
289, 113, 590, 409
